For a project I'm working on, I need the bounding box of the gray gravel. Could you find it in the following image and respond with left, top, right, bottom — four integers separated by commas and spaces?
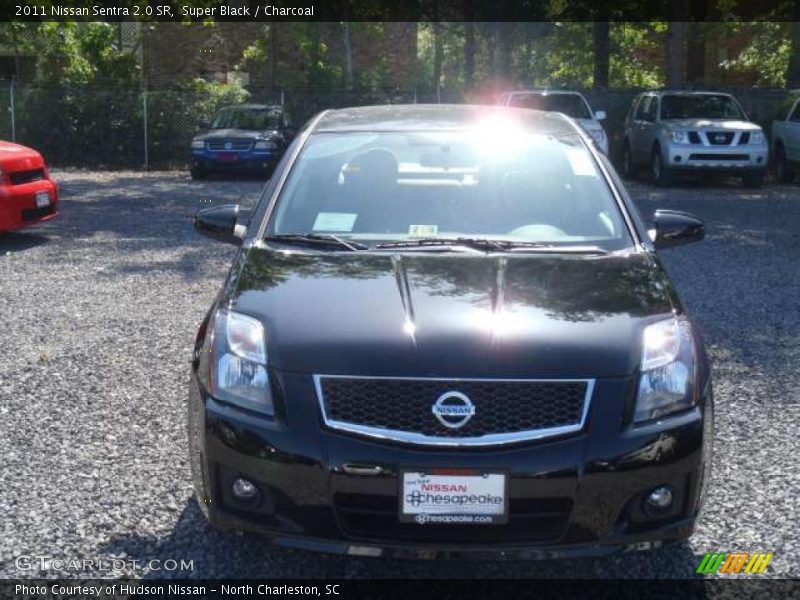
0, 171, 798, 579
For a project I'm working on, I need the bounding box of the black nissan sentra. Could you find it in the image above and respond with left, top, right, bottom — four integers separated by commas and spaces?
188, 105, 713, 559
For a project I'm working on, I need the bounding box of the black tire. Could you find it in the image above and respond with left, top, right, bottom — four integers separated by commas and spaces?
190, 165, 208, 180
742, 170, 766, 189
650, 146, 672, 186
775, 144, 794, 183
621, 142, 636, 180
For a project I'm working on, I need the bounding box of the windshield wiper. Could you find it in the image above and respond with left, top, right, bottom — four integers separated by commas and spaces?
374, 238, 608, 254
265, 234, 368, 251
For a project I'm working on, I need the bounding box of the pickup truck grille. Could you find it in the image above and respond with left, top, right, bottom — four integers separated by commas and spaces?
316, 375, 593, 446
707, 132, 735, 145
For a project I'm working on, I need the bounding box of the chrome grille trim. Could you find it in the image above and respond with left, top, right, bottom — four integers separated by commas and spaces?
313, 374, 595, 447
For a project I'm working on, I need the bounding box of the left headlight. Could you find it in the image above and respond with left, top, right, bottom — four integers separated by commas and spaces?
750, 131, 765, 145
254, 140, 277, 150
191, 139, 205, 150
207, 309, 274, 415
634, 316, 697, 424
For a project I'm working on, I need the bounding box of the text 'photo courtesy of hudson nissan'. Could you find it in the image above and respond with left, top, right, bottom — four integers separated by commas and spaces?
3, 3, 800, 595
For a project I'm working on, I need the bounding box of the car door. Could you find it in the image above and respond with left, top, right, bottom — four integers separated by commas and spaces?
630, 95, 656, 161
784, 100, 800, 161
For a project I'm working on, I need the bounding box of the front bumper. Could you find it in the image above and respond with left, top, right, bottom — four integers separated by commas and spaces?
191, 149, 279, 173
665, 144, 768, 171
0, 179, 59, 232
188, 371, 712, 559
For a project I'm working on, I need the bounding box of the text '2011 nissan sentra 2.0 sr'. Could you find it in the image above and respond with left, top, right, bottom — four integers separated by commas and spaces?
188, 105, 714, 560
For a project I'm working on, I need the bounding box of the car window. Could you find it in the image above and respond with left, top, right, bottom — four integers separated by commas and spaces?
212, 107, 283, 130
789, 101, 800, 122
269, 125, 632, 251
635, 96, 655, 122
507, 94, 592, 120
660, 94, 745, 120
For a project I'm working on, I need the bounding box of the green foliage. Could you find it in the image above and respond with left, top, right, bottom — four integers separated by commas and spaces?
719, 22, 791, 86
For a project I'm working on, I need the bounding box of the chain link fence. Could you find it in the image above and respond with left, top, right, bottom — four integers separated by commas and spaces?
0, 81, 794, 170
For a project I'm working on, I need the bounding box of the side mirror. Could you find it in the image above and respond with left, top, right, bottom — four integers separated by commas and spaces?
595, 110, 607, 121
194, 204, 245, 246
651, 209, 705, 249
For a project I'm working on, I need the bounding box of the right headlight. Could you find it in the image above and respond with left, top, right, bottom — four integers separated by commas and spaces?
634, 316, 697, 424
667, 130, 690, 144
205, 309, 274, 416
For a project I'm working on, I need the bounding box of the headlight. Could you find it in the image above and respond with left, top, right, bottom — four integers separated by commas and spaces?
254, 140, 277, 150
750, 131, 765, 145
207, 309, 273, 415
667, 130, 690, 144
634, 317, 697, 423
191, 139, 205, 150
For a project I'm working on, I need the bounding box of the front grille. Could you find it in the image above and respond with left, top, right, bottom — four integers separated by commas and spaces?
9, 169, 45, 185
689, 153, 749, 161
334, 493, 571, 543
207, 139, 253, 151
316, 376, 592, 446
706, 131, 734, 145
688, 131, 702, 144
738, 132, 750, 145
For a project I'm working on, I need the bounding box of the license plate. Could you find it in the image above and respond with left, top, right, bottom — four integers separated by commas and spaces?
217, 152, 238, 162
400, 470, 508, 525
35, 191, 50, 208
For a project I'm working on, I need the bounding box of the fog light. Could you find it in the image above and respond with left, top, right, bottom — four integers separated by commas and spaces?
674, 156, 682, 163
645, 486, 674, 512
232, 477, 259, 501
757, 157, 763, 164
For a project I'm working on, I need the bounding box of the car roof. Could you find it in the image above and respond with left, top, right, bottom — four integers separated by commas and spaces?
312, 104, 579, 135
504, 89, 586, 96
222, 103, 283, 110
639, 90, 735, 97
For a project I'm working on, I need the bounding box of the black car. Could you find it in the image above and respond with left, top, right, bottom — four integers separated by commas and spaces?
189, 105, 714, 559
189, 104, 294, 179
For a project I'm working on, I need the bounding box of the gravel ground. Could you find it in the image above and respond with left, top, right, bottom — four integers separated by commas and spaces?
0, 170, 797, 579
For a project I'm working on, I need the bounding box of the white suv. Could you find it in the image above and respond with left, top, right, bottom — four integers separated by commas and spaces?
497, 90, 609, 154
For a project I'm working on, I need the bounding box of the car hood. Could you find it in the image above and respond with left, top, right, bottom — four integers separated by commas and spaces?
228, 249, 678, 378
663, 119, 761, 131
0, 141, 45, 170
196, 128, 282, 141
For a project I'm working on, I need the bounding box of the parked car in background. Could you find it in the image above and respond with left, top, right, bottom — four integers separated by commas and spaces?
188, 105, 713, 559
0, 141, 58, 233
496, 90, 609, 154
621, 91, 768, 188
770, 92, 800, 182
189, 104, 295, 179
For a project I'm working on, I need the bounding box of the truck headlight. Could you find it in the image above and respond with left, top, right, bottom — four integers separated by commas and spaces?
667, 130, 690, 144
254, 140, 277, 150
191, 139, 205, 150
207, 309, 273, 415
634, 317, 697, 423
750, 131, 765, 145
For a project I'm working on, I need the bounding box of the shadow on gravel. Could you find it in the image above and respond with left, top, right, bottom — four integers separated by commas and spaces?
95, 499, 704, 580
0, 232, 51, 254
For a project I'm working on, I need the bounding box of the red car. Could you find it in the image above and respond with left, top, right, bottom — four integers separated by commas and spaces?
0, 141, 58, 232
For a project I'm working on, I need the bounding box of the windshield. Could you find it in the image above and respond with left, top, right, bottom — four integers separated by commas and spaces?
660, 94, 744, 120
268, 125, 631, 252
212, 107, 282, 130
508, 94, 592, 120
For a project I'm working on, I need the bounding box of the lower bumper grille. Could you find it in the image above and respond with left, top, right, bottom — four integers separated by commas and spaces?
9, 169, 45, 185
207, 140, 253, 151
316, 376, 593, 446
22, 205, 55, 221
334, 493, 572, 543
688, 153, 749, 161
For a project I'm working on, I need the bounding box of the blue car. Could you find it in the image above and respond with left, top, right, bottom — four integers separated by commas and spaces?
190, 104, 295, 179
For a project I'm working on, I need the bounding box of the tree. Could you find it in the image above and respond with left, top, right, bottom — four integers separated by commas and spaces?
593, 21, 610, 90
787, 0, 800, 87
666, 0, 687, 88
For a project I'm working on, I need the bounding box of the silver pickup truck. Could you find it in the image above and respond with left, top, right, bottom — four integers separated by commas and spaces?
770, 94, 800, 182
622, 91, 768, 187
